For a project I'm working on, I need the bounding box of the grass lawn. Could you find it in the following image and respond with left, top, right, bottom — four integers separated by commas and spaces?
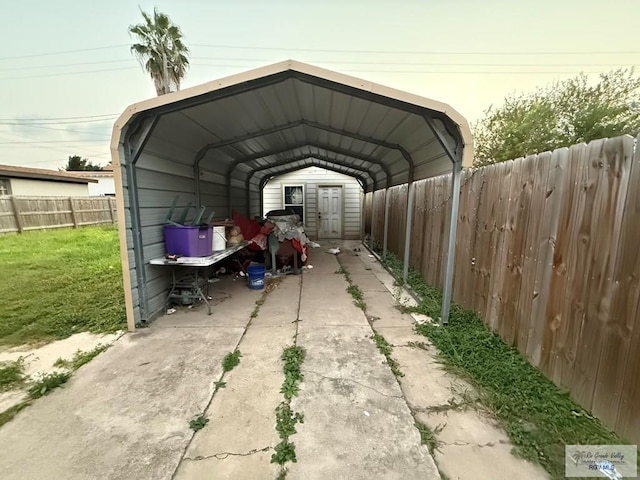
0, 226, 126, 347
377, 250, 634, 480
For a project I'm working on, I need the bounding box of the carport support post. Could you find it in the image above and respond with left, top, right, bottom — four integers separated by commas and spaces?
441, 161, 462, 325
383, 188, 390, 258
402, 181, 414, 283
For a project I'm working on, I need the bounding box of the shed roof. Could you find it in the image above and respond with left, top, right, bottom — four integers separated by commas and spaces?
0, 164, 97, 184
111, 60, 472, 192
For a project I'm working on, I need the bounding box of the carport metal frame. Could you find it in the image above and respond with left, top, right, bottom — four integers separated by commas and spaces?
111, 61, 472, 329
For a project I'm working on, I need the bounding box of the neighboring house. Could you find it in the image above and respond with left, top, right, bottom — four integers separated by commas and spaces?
0, 164, 96, 197
263, 166, 363, 240
73, 164, 116, 196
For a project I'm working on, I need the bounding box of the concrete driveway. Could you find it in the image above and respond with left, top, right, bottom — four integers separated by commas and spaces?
0, 243, 548, 480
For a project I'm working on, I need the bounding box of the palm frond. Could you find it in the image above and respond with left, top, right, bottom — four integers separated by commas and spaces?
128, 7, 190, 95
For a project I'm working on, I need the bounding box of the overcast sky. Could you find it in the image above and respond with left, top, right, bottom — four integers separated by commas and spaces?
1, 0, 638, 170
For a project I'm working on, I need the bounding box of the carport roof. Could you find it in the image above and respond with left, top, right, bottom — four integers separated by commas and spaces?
111, 60, 472, 192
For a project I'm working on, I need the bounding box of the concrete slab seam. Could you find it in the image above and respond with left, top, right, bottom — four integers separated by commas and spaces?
338, 251, 448, 477
360, 241, 436, 326
170, 280, 284, 480
272, 272, 305, 479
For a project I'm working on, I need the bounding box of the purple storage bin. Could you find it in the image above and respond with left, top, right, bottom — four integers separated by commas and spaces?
163, 225, 213, 257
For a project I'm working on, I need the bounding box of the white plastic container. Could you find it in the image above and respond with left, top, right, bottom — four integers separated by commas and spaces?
212, 226, 227, 251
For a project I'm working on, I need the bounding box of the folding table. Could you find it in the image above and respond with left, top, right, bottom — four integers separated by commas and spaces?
149, 241, 248, 314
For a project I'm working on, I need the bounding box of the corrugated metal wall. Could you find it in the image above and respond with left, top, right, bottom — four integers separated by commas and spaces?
127, 140, 255, 323
262, 166, 362, 239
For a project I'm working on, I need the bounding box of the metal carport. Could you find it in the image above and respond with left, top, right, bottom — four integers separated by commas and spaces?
110, 60, 473, 331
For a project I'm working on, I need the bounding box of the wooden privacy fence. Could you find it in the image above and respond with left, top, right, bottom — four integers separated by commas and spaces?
0, 196, 117, 234
365, 134, 640, 445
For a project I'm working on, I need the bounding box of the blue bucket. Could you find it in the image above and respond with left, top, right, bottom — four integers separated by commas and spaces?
247, 264, 266, 290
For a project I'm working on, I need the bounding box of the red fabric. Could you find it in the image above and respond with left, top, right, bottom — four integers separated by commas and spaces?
232, 211, 262, 251
291, 238, 308, 263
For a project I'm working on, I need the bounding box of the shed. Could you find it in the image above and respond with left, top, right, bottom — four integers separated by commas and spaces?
262, 166, 363, 240
110, 60, 473, 330
73, 164, 116, 196
0, 164, 96, 197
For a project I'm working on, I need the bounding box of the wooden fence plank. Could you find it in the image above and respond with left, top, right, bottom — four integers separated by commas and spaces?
497, 157, 523, 345
411, 180, 426, 272
471, 167, 491, 316
565, 139, 616, 408
528, 148, 569, 367
474, 166, 492, 318
435, 175, 452, 286
364, 192, 372, 236
422, 178, 435, 284
611, 135, 640, 445
515, 153, 551, 349
543, 143, 589, 388
484, 161, 512, 333
582, 136, 634, 427
458, 168, 484, 309
452, 169, 472, 304
69, 197, 78, 228
10, 196, 24, 233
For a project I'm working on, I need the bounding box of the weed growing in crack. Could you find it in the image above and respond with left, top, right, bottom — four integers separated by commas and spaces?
222, 350, 242, 372
251, 298, 265, 318
0, 401, 31, 428
271, 440, 297, 465
272, 344, 306, 474
427, 396, 475, 414
0, 358, 26, 391
53, 344, 110, 371
337, 262, 366, 311
249, 279, 281, 319
189, 414, 209, 431
415, 420, 442, 454
28, 371, 71, 399
336, 264, 352, 284
275, 401, 304, 439
213, 381, 226, 390
407, 341, 430, 351
371, 333, 404, 378
281, 346, 305, 399
346, 284, 366, 311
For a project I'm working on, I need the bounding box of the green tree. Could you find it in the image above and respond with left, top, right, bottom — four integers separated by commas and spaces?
63, 155, 102, 171
128, 7, 190, 96
473, 69, 640, 166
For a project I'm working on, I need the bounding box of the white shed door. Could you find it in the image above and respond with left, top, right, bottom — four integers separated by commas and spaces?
318, 186, 342, 238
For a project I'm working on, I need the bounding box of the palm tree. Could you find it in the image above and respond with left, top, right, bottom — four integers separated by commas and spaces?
129, 8, 190, 96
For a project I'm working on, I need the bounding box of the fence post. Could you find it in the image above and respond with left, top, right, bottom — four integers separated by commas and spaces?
10, 196, 24, 233
108, 197, 115, 223
69, 197, 78, 228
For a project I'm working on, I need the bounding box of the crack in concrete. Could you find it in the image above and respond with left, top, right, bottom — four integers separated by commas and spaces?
394, 343, 430, 349
304, 369, 404, 399
184, 446, 272, 461
438, 440, 507, 448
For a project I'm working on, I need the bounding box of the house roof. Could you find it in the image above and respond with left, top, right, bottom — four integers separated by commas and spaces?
111, 60, 473, 192
72, 170, 114, 178
0, 164, 97, 184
